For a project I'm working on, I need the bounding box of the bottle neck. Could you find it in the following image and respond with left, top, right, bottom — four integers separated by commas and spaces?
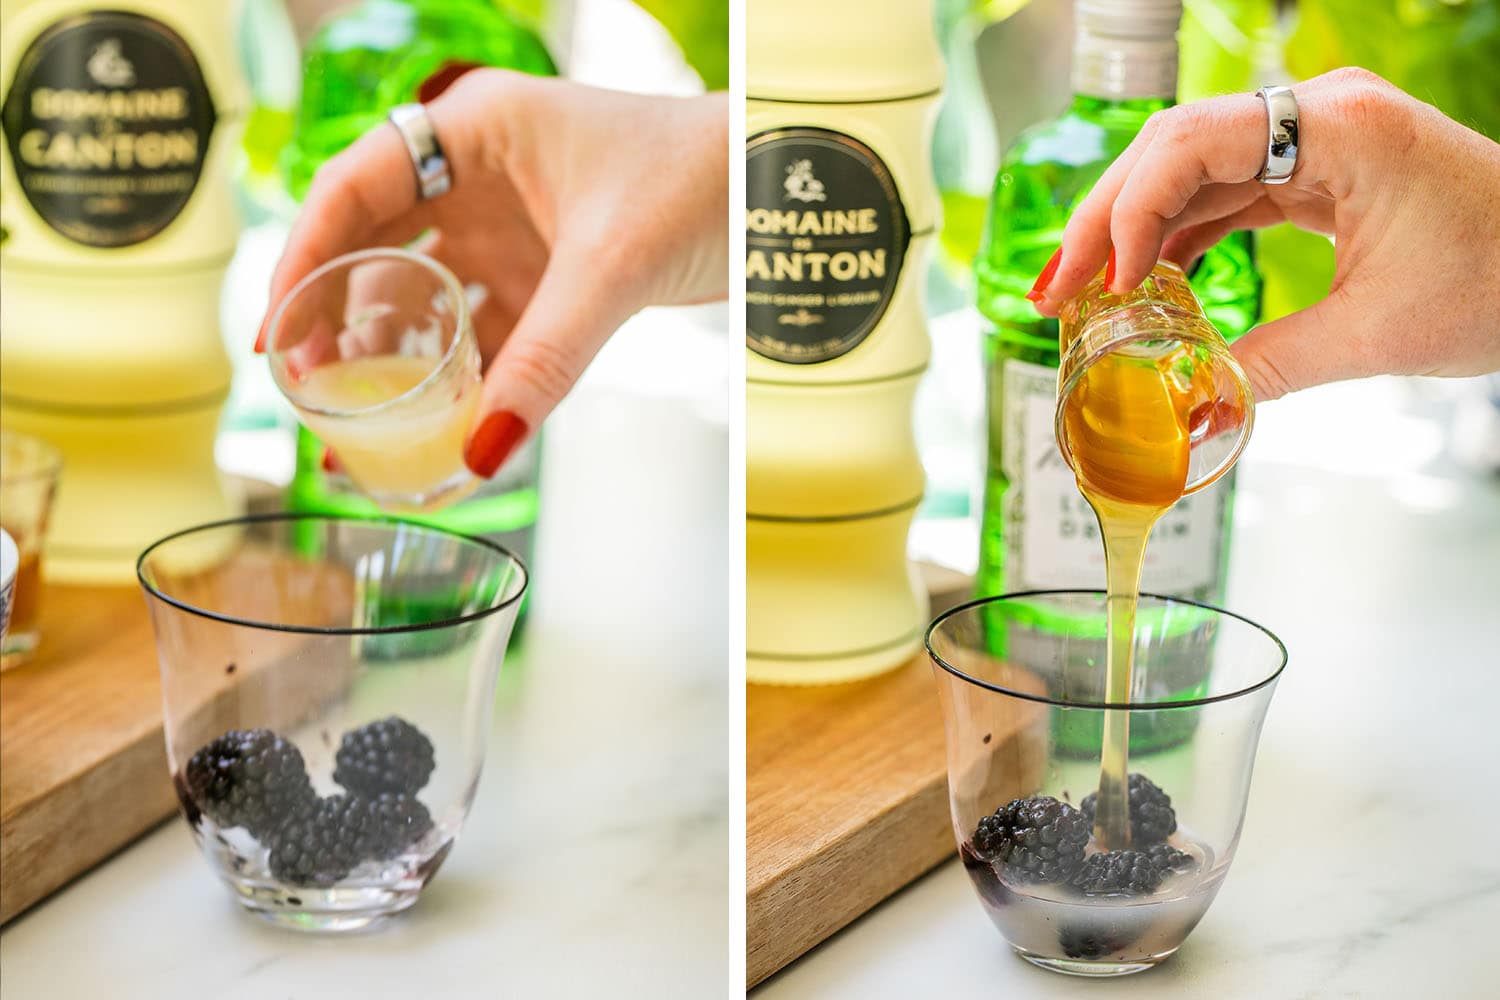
1071, 40, 1177, 102
1069, 93, 1175, 124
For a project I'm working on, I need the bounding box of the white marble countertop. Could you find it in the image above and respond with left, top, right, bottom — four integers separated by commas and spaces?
0, 308, 731, 998
759, 376, 1500, 999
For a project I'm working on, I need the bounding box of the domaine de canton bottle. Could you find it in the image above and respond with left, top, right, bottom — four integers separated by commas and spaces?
281, 0, 555, 572
1, 0, 246, 581
745, 0, 941, 684
974, 0, 1261, 608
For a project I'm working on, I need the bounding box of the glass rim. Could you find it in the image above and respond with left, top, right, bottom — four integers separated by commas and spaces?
0, 429, 64, 486
265, 246, 473, 419
924, 589, 1287, 711
1057, 258, 1192, 329
136, 512, 528, 636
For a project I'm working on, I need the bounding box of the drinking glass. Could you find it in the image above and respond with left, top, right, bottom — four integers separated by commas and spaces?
266, 248, 484, 512
0, 429, 62, 667
927, 590, 1286, 976
139, 514, 527, 930
1055, 260, 1255, 495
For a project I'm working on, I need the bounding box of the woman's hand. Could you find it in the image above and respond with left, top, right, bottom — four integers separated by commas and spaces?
1028, 68, 1500, 401
260, 71, 728, 476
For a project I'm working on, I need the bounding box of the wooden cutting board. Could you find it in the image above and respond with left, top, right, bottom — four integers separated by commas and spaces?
0, 582, 174, 924
0, 541, 347, 925
747, 563, 1039, 988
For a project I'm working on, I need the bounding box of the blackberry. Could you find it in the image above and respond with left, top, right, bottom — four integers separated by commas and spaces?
1058, 922, 1138, 960
267, 794, 434, 887
1079, 773, 1177, 846
268, 797, 360, 886
971, 796, 1090, 883
184, 729, 315, 840
333, 717, 435, 796
1144, 843, 1195, 875
959, 842, 1014, 909
346, 793, 435, 860
1068, 844, 1193, 896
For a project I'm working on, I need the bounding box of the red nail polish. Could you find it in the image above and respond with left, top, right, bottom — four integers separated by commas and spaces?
320, 448, 340, 474
418, 60, 483, 103
464, 410, 529, 479
1104, 247, 1117, 291
1028, 248, 1063, 302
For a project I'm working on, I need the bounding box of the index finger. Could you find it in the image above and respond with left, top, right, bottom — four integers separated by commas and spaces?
1031, 114, 1169, 314
1041, 93, 1267, 307
275, 124, 419, 304
256, 122, 420, 351
1105, 94, 1266, 291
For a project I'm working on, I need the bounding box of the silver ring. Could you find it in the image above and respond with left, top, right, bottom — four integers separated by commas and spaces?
1255, 85, 1298, 185
388, 103, 451, 200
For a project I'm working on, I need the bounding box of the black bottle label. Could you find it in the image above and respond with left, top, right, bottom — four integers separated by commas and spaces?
1, 11, 217, 248
746, 127, 910, 364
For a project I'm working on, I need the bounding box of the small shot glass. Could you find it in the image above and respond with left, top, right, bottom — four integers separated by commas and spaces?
1054, 261, 1256, 497
266, 248, 484, 513
0, 430, 62, 668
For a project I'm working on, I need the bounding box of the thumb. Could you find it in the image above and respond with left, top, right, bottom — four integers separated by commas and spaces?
1230, 290, 1367, 402
462, 245, 640, 478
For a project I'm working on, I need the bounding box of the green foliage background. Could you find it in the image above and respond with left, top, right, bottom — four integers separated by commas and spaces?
952, 0, 1499, 323
1184, 0, 1500, 322
635, 0, 729, 91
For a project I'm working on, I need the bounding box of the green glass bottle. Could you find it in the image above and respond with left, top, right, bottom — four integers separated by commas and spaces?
280, 0, 556, 620
283, 0, 555, 199
973, 0, 1262, 754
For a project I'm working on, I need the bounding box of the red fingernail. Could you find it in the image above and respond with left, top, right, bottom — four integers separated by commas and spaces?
464, 410, 529, 479
1104, 247, 1117, 291
320, 448, 341, 474
418, 60, 483, 103
254, 322, 268, 354
1026, 248, 1063, 303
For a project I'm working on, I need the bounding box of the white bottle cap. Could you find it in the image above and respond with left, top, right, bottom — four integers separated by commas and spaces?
1072, 0, 1182, 101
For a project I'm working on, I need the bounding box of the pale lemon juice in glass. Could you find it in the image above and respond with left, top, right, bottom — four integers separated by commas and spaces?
268, 249, 483, 512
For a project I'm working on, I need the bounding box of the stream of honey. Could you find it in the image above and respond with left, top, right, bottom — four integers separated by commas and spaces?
1063, 340, 1237, 849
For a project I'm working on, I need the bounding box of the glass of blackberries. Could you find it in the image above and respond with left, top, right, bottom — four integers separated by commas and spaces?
139, 514, 527, 930
926, 591, 1286, 976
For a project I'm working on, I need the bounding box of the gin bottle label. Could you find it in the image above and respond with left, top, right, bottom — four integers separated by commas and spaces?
1000, 357, 1229, 594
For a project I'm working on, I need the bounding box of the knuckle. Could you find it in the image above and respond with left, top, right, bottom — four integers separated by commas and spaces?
1339, 87, 1398, 135
306, 158, 353, 202
1147, 105, 1192, 140
447, 66, 515, 102
438, 68, 546, 175
1341, 75, 1389, 108
450, 66, 545, 117
502, 336, 578, 402
1324, 66, 1393, 92
1323, 68, 1402, 130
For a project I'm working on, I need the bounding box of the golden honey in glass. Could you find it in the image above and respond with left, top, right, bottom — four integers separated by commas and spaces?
1054, 261, 1254, 848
